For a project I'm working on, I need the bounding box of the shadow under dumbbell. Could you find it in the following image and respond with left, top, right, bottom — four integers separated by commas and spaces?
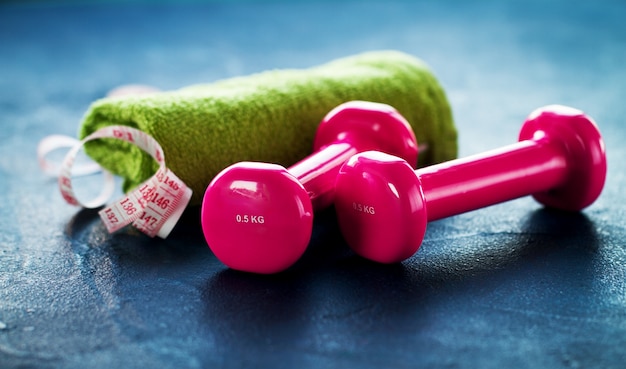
199, 206, 601, 365
401, 206, 600, 287
295, 203, 600, 282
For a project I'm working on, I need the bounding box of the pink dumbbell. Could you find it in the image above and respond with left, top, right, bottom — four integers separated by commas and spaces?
201, 101, 418, 274
334, 105, 607, 263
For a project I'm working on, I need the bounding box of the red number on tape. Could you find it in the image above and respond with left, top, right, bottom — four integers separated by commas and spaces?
38, 126, 192, 238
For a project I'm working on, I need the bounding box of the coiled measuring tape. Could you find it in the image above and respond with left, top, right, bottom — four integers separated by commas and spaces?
38, 125, 192, 238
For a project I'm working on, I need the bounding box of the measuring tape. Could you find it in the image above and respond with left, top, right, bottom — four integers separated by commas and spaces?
39, 126, 192, 238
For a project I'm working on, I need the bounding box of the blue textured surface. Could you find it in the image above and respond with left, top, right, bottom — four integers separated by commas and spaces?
1, 1, 625, 368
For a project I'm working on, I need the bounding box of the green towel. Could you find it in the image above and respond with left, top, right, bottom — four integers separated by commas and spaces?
79, 50, 457, 205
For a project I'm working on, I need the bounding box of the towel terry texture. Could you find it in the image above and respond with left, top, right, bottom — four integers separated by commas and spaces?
79, 50, 457, 205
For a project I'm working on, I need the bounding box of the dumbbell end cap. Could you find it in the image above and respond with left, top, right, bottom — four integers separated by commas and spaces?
335, 151, 427, 263
201, 162, 314, 274
315, 101, 419, 168
520, 105, 607, 211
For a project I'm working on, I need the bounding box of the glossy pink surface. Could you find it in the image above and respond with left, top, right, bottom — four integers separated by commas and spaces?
291, 101, 419, 210
201, 100, 418, 273
201, 162, 314, 274
334, 151, 427, 263
519, 105, 607, 210
334, 105, 607, 264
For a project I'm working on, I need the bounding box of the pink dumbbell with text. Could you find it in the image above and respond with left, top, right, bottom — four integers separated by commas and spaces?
334, 105, 607, 263
201, 101, 418, 274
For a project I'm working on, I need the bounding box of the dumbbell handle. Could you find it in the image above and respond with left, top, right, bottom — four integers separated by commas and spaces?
290, 141, 359, 211
419, 139, 566, 221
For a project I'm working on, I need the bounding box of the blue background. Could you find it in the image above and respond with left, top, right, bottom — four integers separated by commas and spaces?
1, 1, 625, 368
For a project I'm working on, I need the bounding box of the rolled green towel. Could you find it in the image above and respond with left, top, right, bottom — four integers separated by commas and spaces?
79, 50, 457, 205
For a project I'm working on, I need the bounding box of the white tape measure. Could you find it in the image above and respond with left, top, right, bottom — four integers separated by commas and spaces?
38, 126, 192, 238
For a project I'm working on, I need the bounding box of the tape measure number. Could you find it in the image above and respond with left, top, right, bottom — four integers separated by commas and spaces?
41, 126, 192, 238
